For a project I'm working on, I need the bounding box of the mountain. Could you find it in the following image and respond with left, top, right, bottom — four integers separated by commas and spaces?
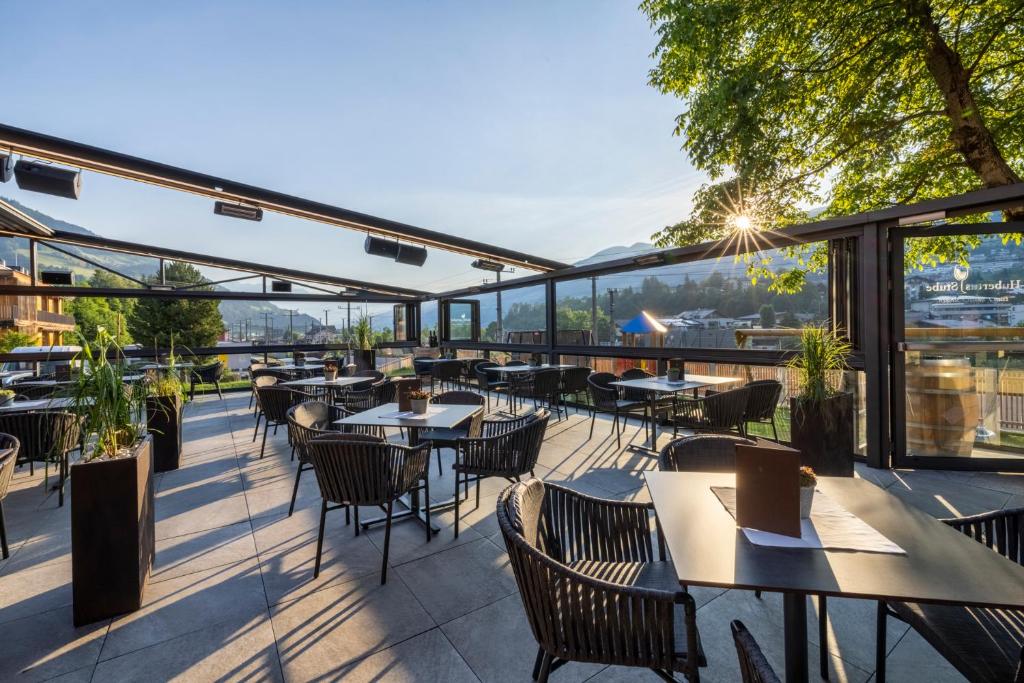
0, 198, 319, 333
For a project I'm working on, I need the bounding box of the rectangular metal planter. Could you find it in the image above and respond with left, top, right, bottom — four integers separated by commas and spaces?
789, 393, 855, 477
147, 394, 183, 473
70, 435, 155, 626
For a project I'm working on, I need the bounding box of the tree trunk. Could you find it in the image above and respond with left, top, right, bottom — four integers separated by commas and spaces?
903, 0, 1022, 217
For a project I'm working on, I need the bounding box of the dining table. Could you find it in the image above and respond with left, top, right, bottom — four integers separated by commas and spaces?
611, 373, 740, 454
645, 471, 1024, 683
333, 401, 484, 532
0, 397, 80, 412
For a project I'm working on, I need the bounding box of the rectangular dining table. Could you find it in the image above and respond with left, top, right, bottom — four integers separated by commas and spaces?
611, 373, 740, 453
334, 401, 484, 532
280, 376, 366, 388
0, 397, 79, 413
645, 471, 1024, 682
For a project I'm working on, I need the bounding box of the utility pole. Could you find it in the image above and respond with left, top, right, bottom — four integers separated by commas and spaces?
323, 309, 329, 330
262, 312, 271, 344
591, 277, 598, 345
495, 270, 503, 343
608, 289, 619, 344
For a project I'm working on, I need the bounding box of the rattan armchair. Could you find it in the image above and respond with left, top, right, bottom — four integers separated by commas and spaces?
253, 386, 301, 458
517, 369, 564, 420
306, 433, 431, 584
0, 412, 81, 507
876, 506, 1024, 683
671, 387, 750, 437
0, 434, 20, 559
474, 361, 509, 411
658, 434, 756, 473
431, 359, 464, 393
740, 380, 783, 441
420, 391, 484, 476
558, 366, 592, 416
189, 360, 224, 400
452, 410, 549, 538
731, 621, 780, 683
13, 384, 60, 401
285, 401, 343, 516
498, 479, 705, 682
586, 372, 647, 446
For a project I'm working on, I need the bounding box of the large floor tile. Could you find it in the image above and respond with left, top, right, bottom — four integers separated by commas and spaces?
155, 493, 251, 541
153, 520, 258, 582
0, 558, 72, 625
0, 606, 109, 682
881, 628, 967, 682
334, 628, 478, 682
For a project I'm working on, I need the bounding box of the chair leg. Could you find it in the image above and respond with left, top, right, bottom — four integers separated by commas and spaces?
260, 423, 269, 458
454, 470, 461, 539
253, 414, 262, 442
532, 648, 544, 680
588, 412, 596, 439
436, 448, 443, 477
423, 479, 431, 543
819, 594, 829, 680
0, 500, 8, 559
354, 505, 360, 536
536, 652, 553, 683
875, 601, 888, 683
380, 500, 394, 584
288, 464, 304, 516
216, 381, 224, 401
771, 418, 779, 442
614, 412, 621, 447
249, 391, 254, 410
475, 474, 481, 509
313, 499, 327, 578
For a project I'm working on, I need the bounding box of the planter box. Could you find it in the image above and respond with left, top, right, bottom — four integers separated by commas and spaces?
147, 394, 183, 473
354, 349, 376, 371
789, 392, 854, 477
71, 435, 155, 626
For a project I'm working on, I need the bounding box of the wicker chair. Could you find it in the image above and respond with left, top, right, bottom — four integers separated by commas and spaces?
474, 360, 509, 411
671, 387, 750, 437
0, 412, 81, 507
431, 360, 464, 393
558, 366, 592, 416
731, 621, 780, 683
517, 369, 565, 420
0, 434, 20, 559
189, 360, 224, 400
250, 374, 279, 414
586, 372, 647, 446
253, 386, 299, 458
420, 391, 484, 476
252, 367, 295, 382
285, 401, 342, 516
306, 433, 431, 584
498, 479, 705, 682
344, 380, 395, 413
876, 506, 1024, 683
505, 359, 528, 366
452, 410, 549, 538
740, 380, 783, 441
658, 434, 756, 473
354, 369, 386, 383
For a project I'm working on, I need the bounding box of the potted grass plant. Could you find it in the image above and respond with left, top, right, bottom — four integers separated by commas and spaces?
351, 315, 376, 371
69, 327, 154, 626
788, 324, 855, 477
145, 339, 186, 473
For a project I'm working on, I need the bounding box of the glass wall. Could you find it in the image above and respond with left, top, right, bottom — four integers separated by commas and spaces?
463, 284, 548, 344
555, 245, 828, 350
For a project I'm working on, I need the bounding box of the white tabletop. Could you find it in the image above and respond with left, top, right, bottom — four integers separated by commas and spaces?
273, 363, 325, 371
282, 376, 366, 387
611, 374, 741, 394
0, 397, 78, 412
333, 402, 482, 429
490, 364, 575, 373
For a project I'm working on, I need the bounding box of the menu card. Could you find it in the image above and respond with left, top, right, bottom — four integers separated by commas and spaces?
735, 441, 802, 538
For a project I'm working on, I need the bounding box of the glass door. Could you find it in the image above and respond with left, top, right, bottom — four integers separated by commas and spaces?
892, 225, 1024, 470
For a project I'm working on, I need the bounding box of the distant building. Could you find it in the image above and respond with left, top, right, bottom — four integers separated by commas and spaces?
926, 295, 1011, 326
0, 264, 76, 345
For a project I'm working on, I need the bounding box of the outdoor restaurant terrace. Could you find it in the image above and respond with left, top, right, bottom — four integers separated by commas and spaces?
0, 124, 1022, 683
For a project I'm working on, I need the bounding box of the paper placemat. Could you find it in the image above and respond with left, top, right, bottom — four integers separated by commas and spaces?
711, 486, 904, 554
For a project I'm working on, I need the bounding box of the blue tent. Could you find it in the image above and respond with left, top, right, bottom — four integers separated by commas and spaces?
619, 311, 667, 335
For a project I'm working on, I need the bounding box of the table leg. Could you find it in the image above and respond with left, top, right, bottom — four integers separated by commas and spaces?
359, 425, 443, 534
783, 592, 809, 683
626, 394, 661, 457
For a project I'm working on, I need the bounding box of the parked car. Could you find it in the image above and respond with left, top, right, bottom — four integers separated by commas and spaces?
0, 345, 82, 386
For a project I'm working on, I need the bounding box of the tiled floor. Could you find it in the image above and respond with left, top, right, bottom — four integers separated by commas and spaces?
2, 392, 1020, 681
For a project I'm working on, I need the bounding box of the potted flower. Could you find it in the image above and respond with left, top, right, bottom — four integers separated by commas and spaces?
0, 389, 14, 406
408, 389, 430, 414
788, 325, 855, 477
69, 328, 154, 626
145, 348, 185, 473
799, 466, 817, 518
323, 360, 339, 382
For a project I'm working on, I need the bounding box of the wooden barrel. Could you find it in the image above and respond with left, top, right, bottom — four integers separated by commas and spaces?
905, 358, 979, 457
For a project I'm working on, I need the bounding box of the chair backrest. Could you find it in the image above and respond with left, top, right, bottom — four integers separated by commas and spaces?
14, 384, 59, 401
619, 368, 653, 402
255, 386, 297, 422
253, 375, 278, 389
743, 380, 782, 422
587, 372, 619, 408
342, 363, 358, 377
0, 433, 20, 500
481, 412, 537, 438
413, 357, 435, 375
252, 368, 293, 382
431, 390, 485, 406
659, 434, 756, 473
529, 368, 561, 396
355, 369, 385, 383
731, 621, 781, 683
942, 507, 1024, 566
432, 360, 463, 381
334, 406, 385, 437
307, 433, 428, 506
195, 361, 224, 382
559, 366, 591, 393
374, 380, 397, 405
702, 387, 750, 431
475, 361, 501, 388
505, 360, 528, 366
286, 401, 332, 460
0, 412, 81, 464
460, 410, 549, 477
250, 363, 267, 373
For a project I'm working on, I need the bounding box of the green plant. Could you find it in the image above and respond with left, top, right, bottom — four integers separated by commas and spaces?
0, 329, 36, 354
71, 327, 147, 460
351, 316, 374, 351
799, 466, 817, 488
145, 336, 186, 400
407, 389, 431, 401
787, 324, 851, 405
0, 389, 14, 401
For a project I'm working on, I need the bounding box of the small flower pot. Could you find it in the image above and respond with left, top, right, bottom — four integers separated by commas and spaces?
799, 485, 815, 519
666, 368, 680, 382
410, 399, 428, 414
324, 369, 338, 382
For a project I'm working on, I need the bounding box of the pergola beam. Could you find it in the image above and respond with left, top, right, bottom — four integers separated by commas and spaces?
0, 285, 410, 303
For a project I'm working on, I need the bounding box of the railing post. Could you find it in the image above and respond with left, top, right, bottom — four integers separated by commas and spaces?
859, 222, 891, 469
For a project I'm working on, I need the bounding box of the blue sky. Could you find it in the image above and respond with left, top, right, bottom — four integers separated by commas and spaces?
2, 1, 705, 320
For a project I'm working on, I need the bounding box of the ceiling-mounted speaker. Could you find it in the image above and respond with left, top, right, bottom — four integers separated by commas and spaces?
14, 160, 81, 199
40, 270, 73, 285
364, 235, 401, 260
0, 155, 13, 183
395, 242, 428, 266
270, 280, 292, 292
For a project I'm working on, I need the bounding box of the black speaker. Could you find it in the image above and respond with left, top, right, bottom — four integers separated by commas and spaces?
364, 235, 401, 260
14, 161, 81, 199
0, 155, 13, 183
395, 242, 428, 266
270, 280, 292, 292
40, 270, 73, 285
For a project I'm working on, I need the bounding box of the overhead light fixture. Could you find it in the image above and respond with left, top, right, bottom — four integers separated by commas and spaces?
634, 253, 666, 266
471, 259, 506, 273
214, 201, 263, 221
0, 155, 13, 183
270, 280, 292, 292
364, 235, 428, 267
39, 270, 73, 285
14, 160, 81, 199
